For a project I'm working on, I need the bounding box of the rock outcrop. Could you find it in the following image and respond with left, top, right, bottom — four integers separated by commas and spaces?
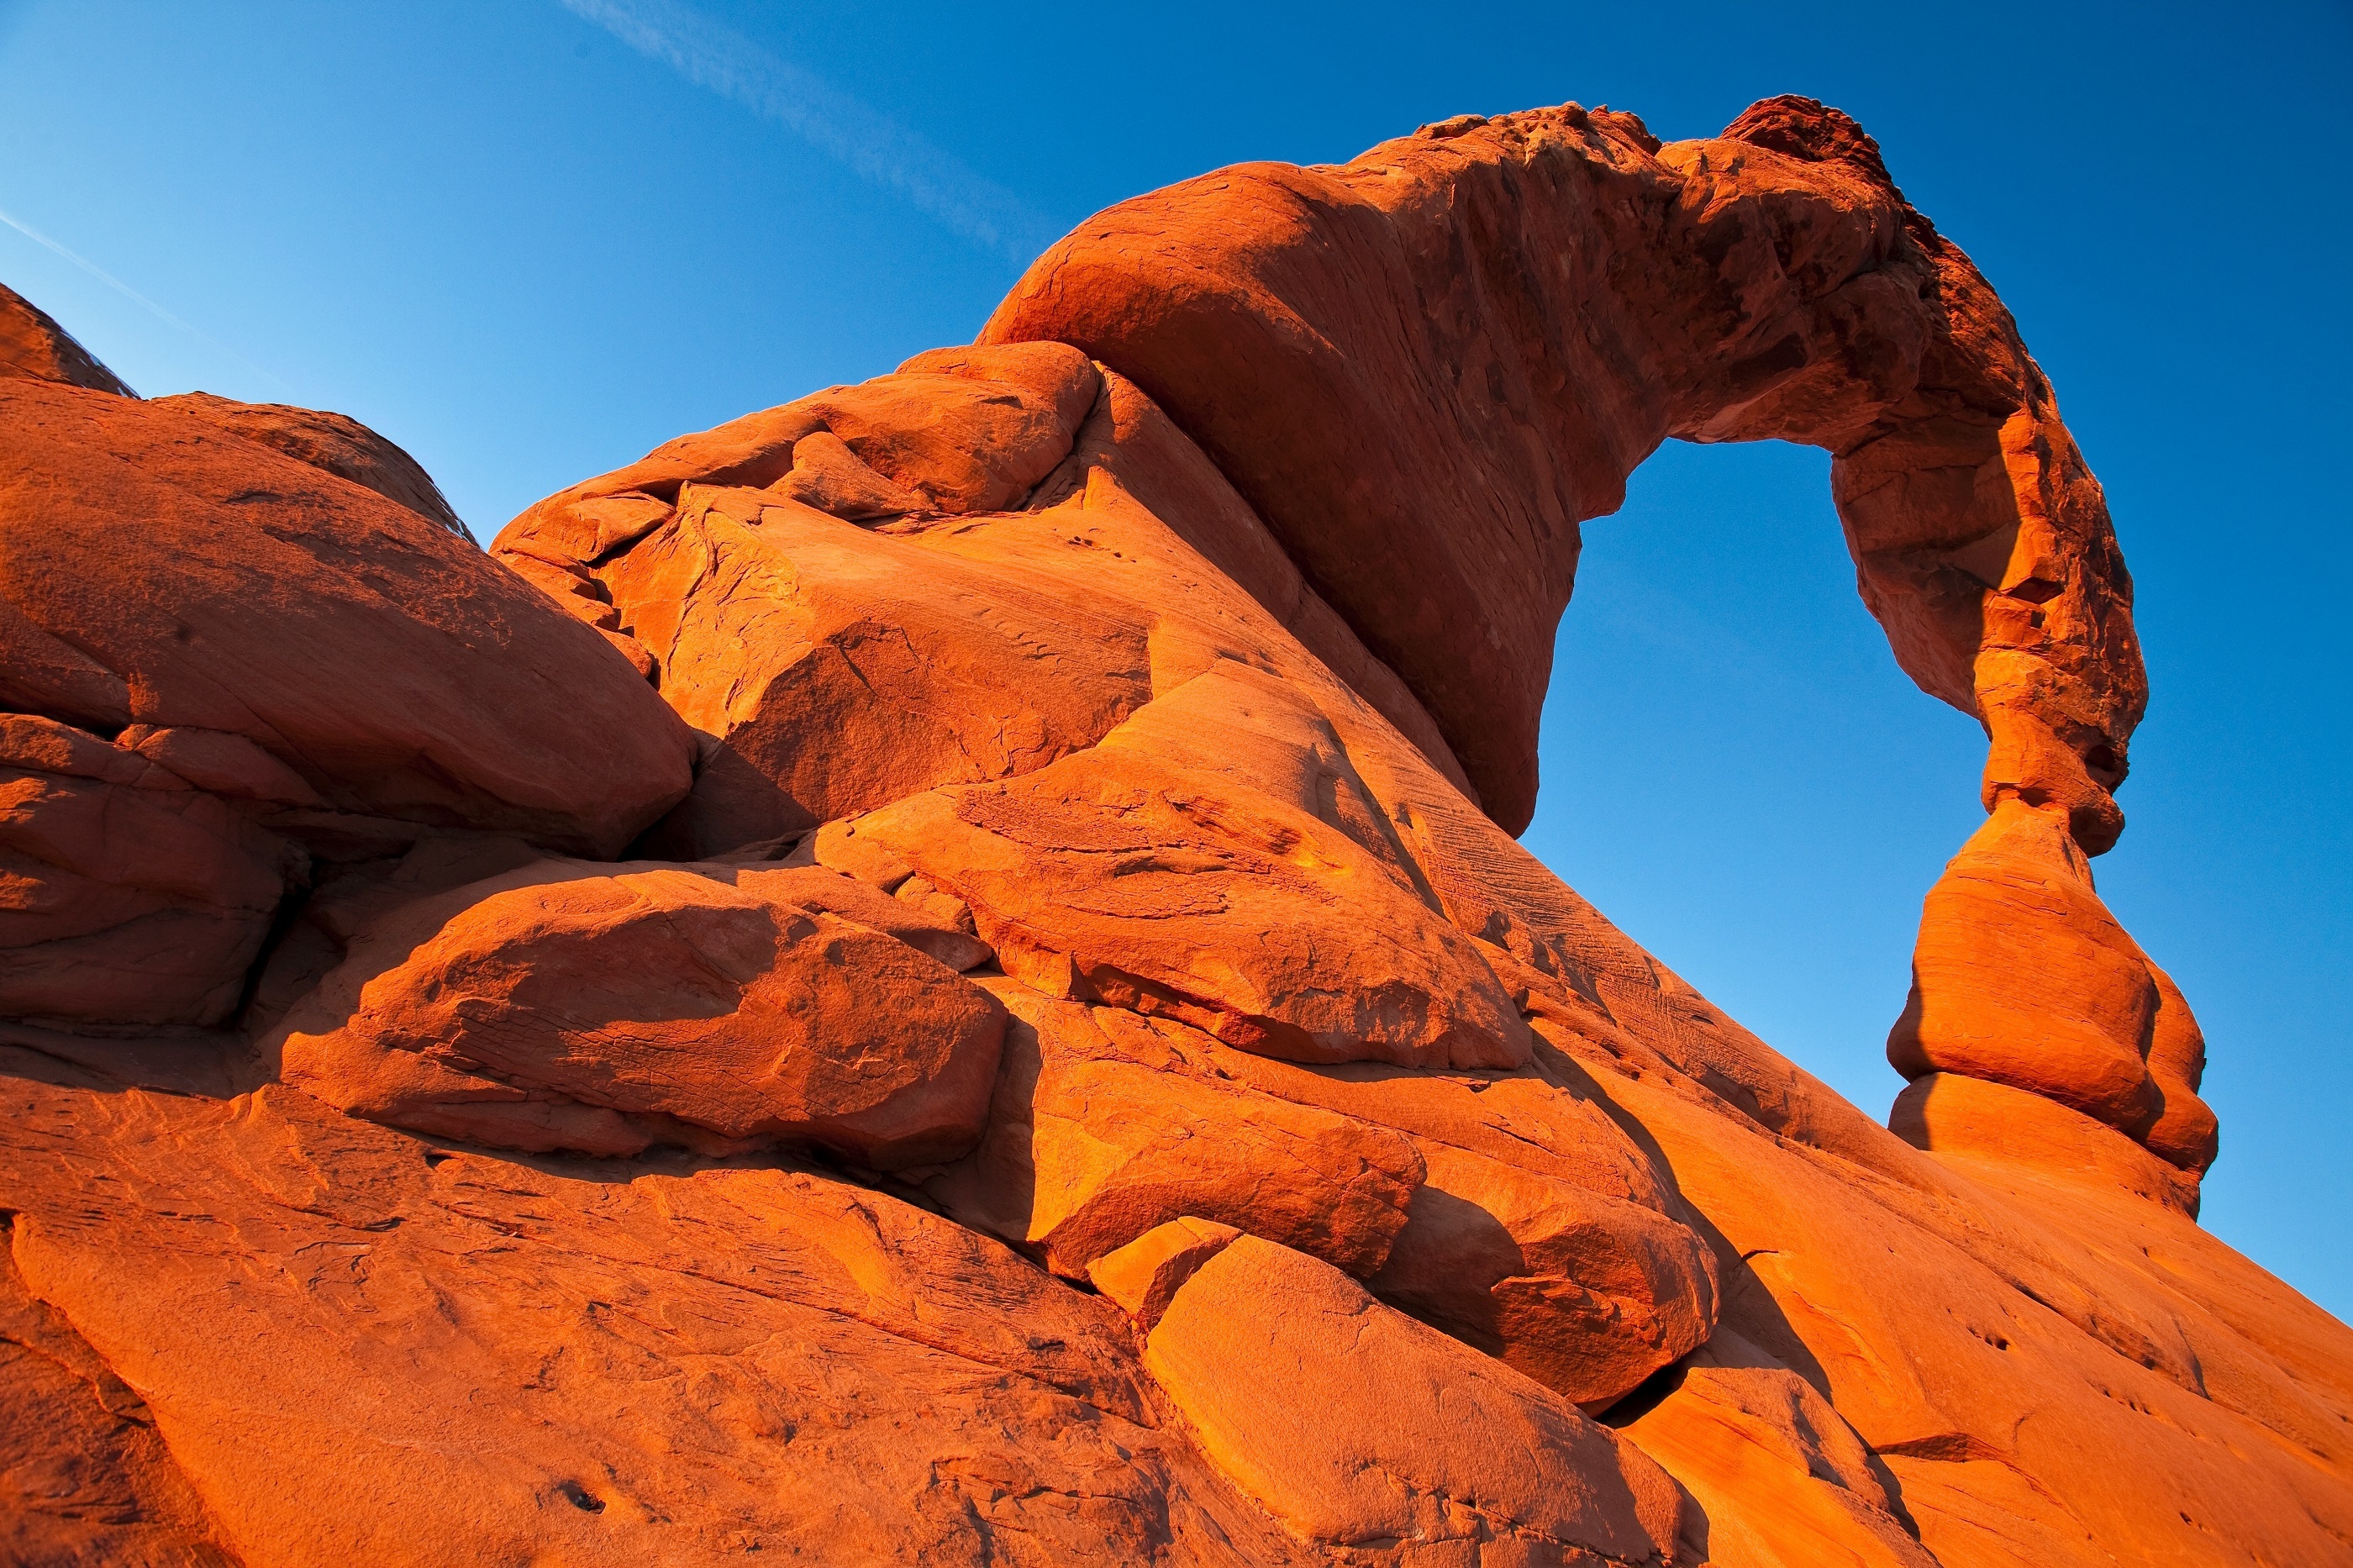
982, 98, 2144, 852
0, 94, 2344, 1568
150, 391, 474, 540
1, 281, 135, 396
1886, 797, 2219, 1187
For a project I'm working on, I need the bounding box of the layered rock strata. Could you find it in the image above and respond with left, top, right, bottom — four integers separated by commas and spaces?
0, 96, 2343, 1568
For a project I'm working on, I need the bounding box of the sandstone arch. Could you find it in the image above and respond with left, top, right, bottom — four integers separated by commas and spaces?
981, 95, 2143, 857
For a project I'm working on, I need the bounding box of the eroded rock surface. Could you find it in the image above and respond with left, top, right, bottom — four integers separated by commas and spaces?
275, 860, 1006, 1166
0, 92, 2345, 1568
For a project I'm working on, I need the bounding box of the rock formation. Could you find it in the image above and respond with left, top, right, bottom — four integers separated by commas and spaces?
0, 97, 2343, 1567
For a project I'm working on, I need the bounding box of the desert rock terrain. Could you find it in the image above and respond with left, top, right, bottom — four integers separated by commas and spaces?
1, 99, 2345, 1566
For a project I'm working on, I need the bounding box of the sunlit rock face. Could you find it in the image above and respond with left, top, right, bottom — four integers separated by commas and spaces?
2, 97, 2343, 1568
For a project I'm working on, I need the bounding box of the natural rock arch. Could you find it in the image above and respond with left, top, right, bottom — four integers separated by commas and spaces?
976, 94, 2204, 1177
981, 96, 2144, 860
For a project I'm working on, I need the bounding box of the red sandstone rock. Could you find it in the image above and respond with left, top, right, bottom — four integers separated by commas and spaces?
829, 742, 1533, 1071
1886, 796, 2218, 1181
0, 1076, 1303, 1565
1892, 1071, 2202, 1216
1367, 1139, 1719, 1408
1888, 798, 2162, 1132
150, 390, 473, 539
1086, 1216, 1244, 1332
492, 353, 1482, 860
2144, 962, 2220, 1173
1, 714, 303, 1026
924, 981, 1425, 1277
597, 487, 1154, 856
1614, 1331, 1937, 1568
0, 281, 134, 396
276, 860, 1005, 1166
116, 723, 326, 807
0, 86, 2344, 1568
982, 99, 2145, 850
1140, 1234, 1685, 1565
0, 377, 696, 860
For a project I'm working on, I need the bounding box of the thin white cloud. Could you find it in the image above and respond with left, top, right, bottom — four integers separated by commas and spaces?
0, 204, 293, 393
559, 0, 1059, 264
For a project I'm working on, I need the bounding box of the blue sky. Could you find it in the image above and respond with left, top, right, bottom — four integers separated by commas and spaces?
3, 0, 2345, 1316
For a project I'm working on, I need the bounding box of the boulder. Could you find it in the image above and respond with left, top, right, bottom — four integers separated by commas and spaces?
925, 982, 1424, 1277
1367, 1139, 1719, 1408
1, 715, 302, 1026
276, 861, 1005, 1167
1140, 1234, 1684, 1565
829, 744, 1532, 1071
0, 280, 134, 395
1086, 1216, 1244, 1333
1887, 799, 2166, 1138
0, 377, 695, 857
150, 390, 472, 539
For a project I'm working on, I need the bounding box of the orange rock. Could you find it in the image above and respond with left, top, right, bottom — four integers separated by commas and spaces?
497, 346, 1487, 865
1892, 1071, 2201, 1216
832, 742, 1532, 1071
1086, 1215, 1243, 1332
0, 280, 134, 395
771, 428, 930, 519
150, 390, 472, 539
983, 98, 2145, 850
0, 377, 695, 858
1367, 1139, 1719, 1408
0, 83, 2343, 1565
1148, 1022, 1680, 1212
2, 715, 303, 1025
1887, 798, 2162, 1134
0, 1076, 1299, 1565
1140, 1233, 1684, 1565
0, 1211, 233, 1565
595, 488, 1152, 857
1594, 1059, 2353, 1568
493, 340, 1098, 565
731, 862, 992, 972
276, 861, 1005, 1166
115, 722, 326, 807
924, 981, 1424, 1277
1613, 1331, 1936, 1568
2143, 962, 2220, 1174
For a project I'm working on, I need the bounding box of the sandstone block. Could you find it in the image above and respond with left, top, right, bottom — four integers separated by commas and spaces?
1887, 799, 2161, 1134
925, 982, 1424, 1277
1142, 1234, 1684, 1565
1367, 1140, 1719, 1408
0, 739, 301, 1026
0, 378, 695, 856
1086, 1216, 1242, 1332
277, 862, 1004, 1166
838, 746, 1532, 1071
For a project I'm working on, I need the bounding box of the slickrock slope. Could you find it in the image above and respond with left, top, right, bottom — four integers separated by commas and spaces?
1, 97, 2344, 1567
